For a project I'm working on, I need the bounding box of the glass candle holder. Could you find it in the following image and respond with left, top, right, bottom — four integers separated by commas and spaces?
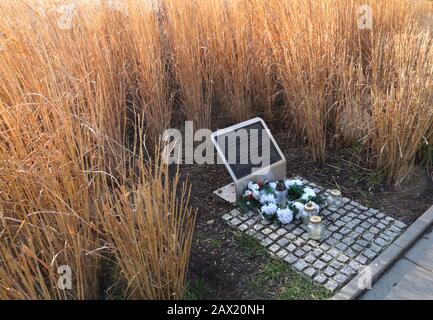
307, 216, 324, 240
327, 189, 343, 209
301, 202, 319, 224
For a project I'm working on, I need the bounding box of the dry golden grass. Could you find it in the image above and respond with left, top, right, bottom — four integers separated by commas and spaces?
0, 0, 195, 300
0, 0, 432, 299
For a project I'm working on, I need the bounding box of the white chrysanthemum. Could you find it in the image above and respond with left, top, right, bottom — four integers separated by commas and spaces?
284, 179, 303, 189
261, 203, 278, 216
292, 201, 305, 219
248, 181, 260, 191
260, 193, 276, 204
301, 187, 316, 201
277, 207, 293, 224
252, 190, 260, 200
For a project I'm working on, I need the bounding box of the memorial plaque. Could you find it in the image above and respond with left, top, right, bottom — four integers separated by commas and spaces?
211, 118, 286, 200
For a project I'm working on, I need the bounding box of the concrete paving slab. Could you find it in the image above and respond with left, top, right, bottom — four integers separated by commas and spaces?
404, 227, 433, 272
360, 259, 433, 300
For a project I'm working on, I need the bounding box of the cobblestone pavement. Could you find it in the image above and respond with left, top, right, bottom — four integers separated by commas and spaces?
222, 177, 407, 292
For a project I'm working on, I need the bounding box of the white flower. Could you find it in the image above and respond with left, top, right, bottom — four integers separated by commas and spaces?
261, 203, 277, 216
252, 190, 260, 200
260, 193, 276, 204
292, 201, 305, 219
248, 181, 260, 191
284, 179, 303, 189
277, 207, 293, 224
269, 182, 277, 190
301, 187, 316, 201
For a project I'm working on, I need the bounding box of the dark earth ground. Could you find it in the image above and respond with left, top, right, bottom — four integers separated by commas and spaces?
173, 115, 433, 300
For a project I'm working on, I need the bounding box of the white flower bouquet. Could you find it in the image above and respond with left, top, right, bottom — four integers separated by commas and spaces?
237, 178, 324, 225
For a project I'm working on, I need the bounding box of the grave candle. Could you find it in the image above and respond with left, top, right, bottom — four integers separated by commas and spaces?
301, 202, 318, 224
307, 216, 324, 240
327, 189, 343, 209
275, 180, 288, 207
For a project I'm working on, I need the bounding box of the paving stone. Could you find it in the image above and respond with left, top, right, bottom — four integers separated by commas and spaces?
335, 242, 347, 251
328, 248, 340, 257
335, 220, 345, 227
294, 238, 306, 247
360, 221, 371, 228
325, 279, 338, 291
334, 273, 348, 284
314, 274, 327, 284
245, 229, 256, 236
261, 237, 273, 247
307, 239, 319, 247
294, 249, 306, 258
261, 228, 273, 235
356, 239, 369, 247
341, 265, 356, 276
393, 220, 406, 229
305, 254, 316, 264
301, 233, 310, 240
369, 226, 380, 235
269, 244, 280, 253
286, 243, 296, 252
319, 243, 330, 251
362, 232, 375, 241
253, 224, 264, 231
238, 224, 248, 232
330, 260, 343, 270
277, 238, 289, 246
375, 237, 389, 247
285, 233, 296, 240
324, 266, 336, 277
348, 260, 362, 272
313, 260, 327, 270
294, 259, 308, 271
344, 248, 357, 258
276, 249, 288, 259
376, 222, 386, 230
326, 237, 338, 246
333, 233, 343, 240
364, 248, 377, 260
304, 267, 317, 278
222, 213, 232, 221
352, 244, 364, 252
367, 208, 378, 214
358, 213, 367, 220
367, 217, 379, 224
321, 253, 333, 262
230, 218, 242, 226
369, 243, 382, 253
376, 212, 385, 219
355, 254, 368, 265
337, 254, 350, 263
284, 253, 297, 264
303, 245, 312, 253
327, 225, 339, 232
292, 228, 303, 235
342, 237, 355, 246
269, 233, 280, 241
340, 227, 351, 235
276, 228, 287, 236
312, 248, 324, 257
